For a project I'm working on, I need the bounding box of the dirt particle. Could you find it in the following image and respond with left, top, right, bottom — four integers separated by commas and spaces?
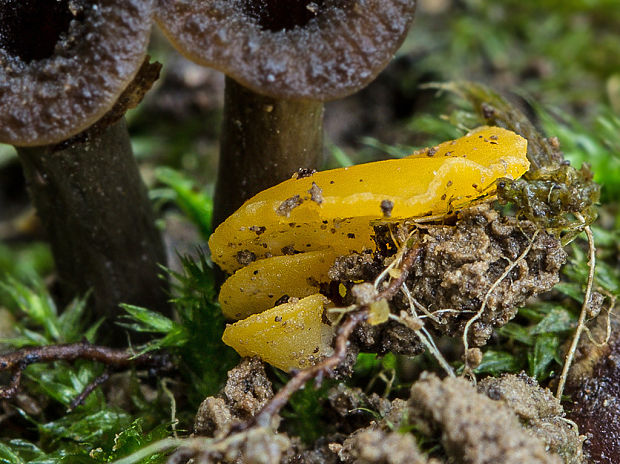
409, 374, 562, 464
276, 194, 303, 217
274, 296, 289, 307
296, 167, 316, 179
380, 199, 394, 218
465, 347, 483, 368
478, 373, 584, 464
281, 245, 297, 255
308, 181, 323, 205
427, 147, 438, 157
235, 250, 256, 266
194, 358, 273, 436
249, 225, 266, 235
274, 315, 283, 322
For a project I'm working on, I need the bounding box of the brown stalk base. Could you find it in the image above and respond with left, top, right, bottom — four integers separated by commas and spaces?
213, 76, 324, 226
17, 118, 169, 343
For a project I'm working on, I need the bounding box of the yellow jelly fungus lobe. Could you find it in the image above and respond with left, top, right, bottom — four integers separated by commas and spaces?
214, 126, 530, 371
221, 294, 331, 372
219, 249, 340, 320
209, 126, 529, 274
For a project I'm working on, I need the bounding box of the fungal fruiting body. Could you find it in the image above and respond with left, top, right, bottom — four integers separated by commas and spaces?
210, 126, 529, 371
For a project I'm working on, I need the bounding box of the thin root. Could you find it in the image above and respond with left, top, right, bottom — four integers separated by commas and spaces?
556, 216, 596, 400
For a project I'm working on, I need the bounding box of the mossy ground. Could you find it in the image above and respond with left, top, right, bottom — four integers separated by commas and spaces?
1, 1, 619, 463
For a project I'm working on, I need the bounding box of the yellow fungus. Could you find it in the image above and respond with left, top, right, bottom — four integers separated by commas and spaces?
209, 126, 529, 273
222, 294, 332, 372
212, 126, 530, 371
219, 249, 339, 320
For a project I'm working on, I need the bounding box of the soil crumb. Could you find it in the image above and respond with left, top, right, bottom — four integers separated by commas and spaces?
478, 373, 585, 464
380, 199, 394, 218
296, 168, 317, 179
405, 204, 566, 346
408, 373, 562, 463
277, 195, 304, 217
308, 182, 323, 205
330, 204, 566, 350
235, 249, 257, 266
339, 429, 430, 464
194, 357, 274, 436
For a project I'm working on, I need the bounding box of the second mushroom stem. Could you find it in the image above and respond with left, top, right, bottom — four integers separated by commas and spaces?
213, 77, 324, 226
16, 118, 169, 342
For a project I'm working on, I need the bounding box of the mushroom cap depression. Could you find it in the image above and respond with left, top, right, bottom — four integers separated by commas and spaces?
156, 0, 416, 101
0, 0, 153, 146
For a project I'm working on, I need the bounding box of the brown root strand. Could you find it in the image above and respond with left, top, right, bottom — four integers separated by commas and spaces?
0, 342, 173, 402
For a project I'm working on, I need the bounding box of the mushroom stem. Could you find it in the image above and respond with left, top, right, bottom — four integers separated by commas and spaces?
213, 77, 324, 226
16, 118, 169, 341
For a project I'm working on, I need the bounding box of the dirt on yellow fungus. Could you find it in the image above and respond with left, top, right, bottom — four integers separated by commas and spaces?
213, 126, 530, 372
209, 126, 529, 274
221, 294, 332, 372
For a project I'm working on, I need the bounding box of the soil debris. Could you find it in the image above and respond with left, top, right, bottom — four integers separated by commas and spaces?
353, 319, 424, 356
194, 357, 275, 437
296, 168, 317, 179
235, 249, 257, 266
478, 373, 585, 464
308, 182, 324, 205
330, 204, 566, 351
409, 373, 562, 463
380, 199, 394, 218
405, 204, 566, 346
327, 383, 392, 432
328, 250, 379, 283
339, 429, 431, 464
277, 195, 304, 217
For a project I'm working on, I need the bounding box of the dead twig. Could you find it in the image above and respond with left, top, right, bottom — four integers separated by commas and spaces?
0, 342, 174, 403
68, 369, 110, 411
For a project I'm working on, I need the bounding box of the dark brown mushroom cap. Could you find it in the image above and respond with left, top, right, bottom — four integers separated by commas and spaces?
0, 0, 153, 147
156, 0, 416, 101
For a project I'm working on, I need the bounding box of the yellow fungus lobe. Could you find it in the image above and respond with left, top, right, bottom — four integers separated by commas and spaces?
219, 249, 340, 320
222, 294, 332, 372
209, 126, 529, 274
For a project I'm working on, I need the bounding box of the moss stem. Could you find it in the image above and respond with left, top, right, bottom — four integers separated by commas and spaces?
213, 76, 324, 226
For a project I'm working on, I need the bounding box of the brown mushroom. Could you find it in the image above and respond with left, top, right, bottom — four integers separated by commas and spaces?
155, 0, 416, 225
0, 0, 169, 339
